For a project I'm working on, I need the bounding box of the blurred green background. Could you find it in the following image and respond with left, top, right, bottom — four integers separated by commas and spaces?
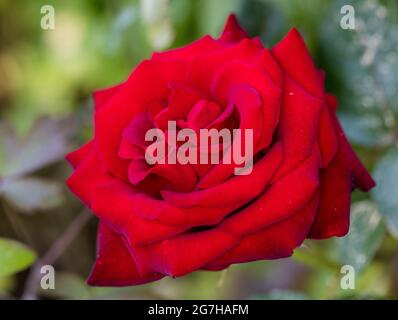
0, 0, 398, 300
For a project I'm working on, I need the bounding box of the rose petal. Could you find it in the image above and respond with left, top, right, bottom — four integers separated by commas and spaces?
131, 228, 240, 277
93, 82, 125, 112
220, 145, 321, 235
87, 222, 163, 286
66, 150, 112, 207
95, 59, 187, 180
206, 191, 319, 267
154, 83, 203, 129
272, 28, 323, 98
161, 142, 283, 208
218, 14, 249, 43
326, 94, 375, 191
66, 141, 93, 169
318, 102, 339, 168
91, 180, 184, 246
272, 76, 323, 181
308, 166, 352, 239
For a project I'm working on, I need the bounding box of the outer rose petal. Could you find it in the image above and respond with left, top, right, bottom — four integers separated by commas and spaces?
272, 28, 323, 98
325, 94, 375, 191
91, 180, 184, 246
221, 145, 321, 235
205, 191, 319, 267
65, 16, 376, 287
88, 222, 163, 286
131, 228, 240, 277
65, 141, 93, 169
66, 150, 112, 207
308, 95, 375, 238
218, 14, 249, 43
185, 38, 265, 96
272, 76, 323, 181
308, 165, 352, 238
93, 82, 125, 112
318, 102, 339, 168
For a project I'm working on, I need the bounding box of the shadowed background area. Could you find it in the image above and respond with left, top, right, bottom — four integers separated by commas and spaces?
0, 0, 398, 299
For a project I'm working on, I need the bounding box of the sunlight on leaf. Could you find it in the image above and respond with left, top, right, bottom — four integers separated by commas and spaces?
0, 238, 37, 278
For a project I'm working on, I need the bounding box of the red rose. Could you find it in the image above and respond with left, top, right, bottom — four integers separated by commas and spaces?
66, 15, 375, 286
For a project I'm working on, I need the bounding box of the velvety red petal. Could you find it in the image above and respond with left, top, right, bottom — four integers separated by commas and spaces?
161, 142, 283, 208
65, 141, 93, 169
154, 83, 203, 129
308, 95, 375, 238
131, 229, 240, 277
132, 192, 234, 228
95, 59, 187, 180
198, 83, 266, 189
308, 166, 352, 239
128, 159, 198, 193
326, 94, 375, 191
221, 145, 321, 235
207, 191, 319, 267
66, 150, 112, 207
212, 62, 281, 149
91, 180, 184, 246
318, 102, 339, 168
271, 28, 323, 98
87, 222, 163, 286
272, 76, 323, 181
93, 82, 125, 112
218, 14, 249, 43
185, 38, 264, 96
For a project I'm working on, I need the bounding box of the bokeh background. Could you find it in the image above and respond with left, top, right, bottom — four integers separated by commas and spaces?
1, 0, 398, 300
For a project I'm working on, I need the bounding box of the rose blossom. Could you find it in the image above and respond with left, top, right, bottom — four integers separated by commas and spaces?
66, 15, 375, 286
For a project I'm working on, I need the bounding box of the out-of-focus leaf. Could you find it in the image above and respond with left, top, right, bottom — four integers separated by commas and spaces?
339, 112, 394, 148
321, 0, 398, 117
0, 276, 16, 297
238, 0, 285, 46
0, 117, 73, 178
0, 238, 37, 278
332, 201, 385, 273
372, 149, 398, 238
252, 289, 308, 300
196, 0, 240, 37
0, 177, 63, 213
292, 243, 338, 272
40, 272, 148, 300
139, 0, 174, 50
262, 0, 329, 39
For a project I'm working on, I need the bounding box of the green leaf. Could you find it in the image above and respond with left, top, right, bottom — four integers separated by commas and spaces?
332, 201, 385, 273
372, 149, 398, 238
0, 238, 37, 278
339, 112, 394, 148
0, 177, 63, 213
